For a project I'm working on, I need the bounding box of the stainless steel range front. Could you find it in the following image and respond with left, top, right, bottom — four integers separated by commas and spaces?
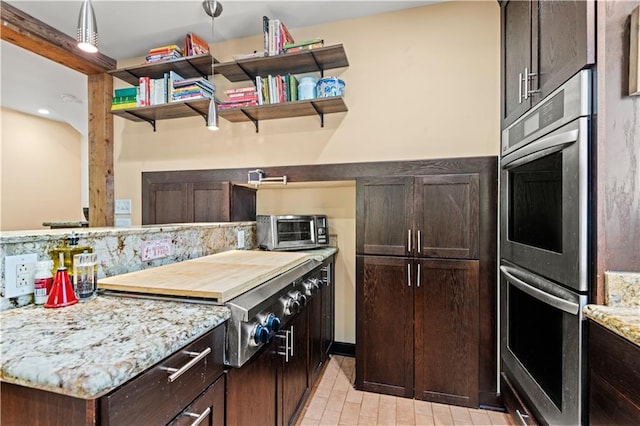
224, 258, 325, 368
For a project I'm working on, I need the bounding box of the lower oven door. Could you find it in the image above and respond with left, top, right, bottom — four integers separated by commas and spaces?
500, 262, 587, 425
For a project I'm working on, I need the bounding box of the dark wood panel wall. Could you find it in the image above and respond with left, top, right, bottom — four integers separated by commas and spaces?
0, 1, 116, 227
594, 1, 640, 303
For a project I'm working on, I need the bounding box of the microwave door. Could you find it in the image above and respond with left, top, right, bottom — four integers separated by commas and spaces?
276, 218, 315, 247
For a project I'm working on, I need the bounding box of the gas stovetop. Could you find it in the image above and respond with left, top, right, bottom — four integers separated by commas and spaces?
225, 258, 325, 368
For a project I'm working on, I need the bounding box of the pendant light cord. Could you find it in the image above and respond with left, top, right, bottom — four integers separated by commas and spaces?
210, 0, 216, 89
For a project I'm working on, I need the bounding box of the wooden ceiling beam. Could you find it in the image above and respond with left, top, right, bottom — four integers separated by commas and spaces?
0, 0, 116, 74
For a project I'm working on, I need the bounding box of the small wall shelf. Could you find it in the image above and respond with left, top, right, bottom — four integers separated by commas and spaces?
108, 54, 217, 86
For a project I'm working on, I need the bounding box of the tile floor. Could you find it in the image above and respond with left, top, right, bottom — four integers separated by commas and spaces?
296, 355, 514, 426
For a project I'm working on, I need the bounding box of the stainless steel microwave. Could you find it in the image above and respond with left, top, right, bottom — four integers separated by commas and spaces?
256, 215, 329, 251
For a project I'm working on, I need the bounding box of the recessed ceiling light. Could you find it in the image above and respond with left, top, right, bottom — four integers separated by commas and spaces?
38, 108, 50, 115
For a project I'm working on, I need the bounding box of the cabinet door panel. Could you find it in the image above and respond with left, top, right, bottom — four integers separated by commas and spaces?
281, 312, 309, 426
168, 375, 225, 426
357, 177, 414, 256
414, 259, 479, 407
415, 174, 479, 259
502, 0, 532, 127
355, 255, 414, 397
309, 292, 324, 385
192, 181, 230, 222
535, 0, 594, 102
148, 182, 189, 224
226, 342, 278, 426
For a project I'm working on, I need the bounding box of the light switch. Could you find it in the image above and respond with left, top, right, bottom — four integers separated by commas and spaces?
115, 199, 132, 214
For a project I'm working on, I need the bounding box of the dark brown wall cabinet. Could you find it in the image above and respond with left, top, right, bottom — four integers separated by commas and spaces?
0, 325, 226, 426
355, 168, 496, 408
144, 180, 256, 225
226, 257, 335, 426
589, 321, 640, 425
501, 0, 595, 128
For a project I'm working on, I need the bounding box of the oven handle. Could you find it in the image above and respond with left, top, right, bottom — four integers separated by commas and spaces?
501, 129, 579, 170
500, 265, 580, 315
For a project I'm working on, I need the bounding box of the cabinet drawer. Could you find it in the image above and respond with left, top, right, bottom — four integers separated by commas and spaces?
169, 375, 225, 426
101, 325, 225, 426
500, 373, 538, 426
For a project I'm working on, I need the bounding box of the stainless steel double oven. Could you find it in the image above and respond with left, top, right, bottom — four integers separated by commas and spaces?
499, 70, 592, 425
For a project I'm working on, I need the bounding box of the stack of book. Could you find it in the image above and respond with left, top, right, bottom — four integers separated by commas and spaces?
111, 87, 137, 110
184, 32, 210, 56
255, 74, 298, 105
219, 87, 258, 109
145, 44, 182, 63
284, 38, 324, 54
263, 16, 295, 56
171, 75, 214, 102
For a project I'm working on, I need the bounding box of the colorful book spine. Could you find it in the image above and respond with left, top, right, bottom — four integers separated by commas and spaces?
114, 87, 137, 97
111, 102, 138, 110
137, 77, 150, 107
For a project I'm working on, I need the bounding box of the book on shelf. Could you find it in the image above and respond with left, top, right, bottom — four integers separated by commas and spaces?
112, 95, 137, 104
264, 16, 296, 56
111, 101, 138, 110
219, 100, 258, 110
283, 37, 323, 50
146, 44, 182, 63
137, 77, 150, 107
284, 41, 325, 54
114, 87, 137, 98
184, 32, 209, 56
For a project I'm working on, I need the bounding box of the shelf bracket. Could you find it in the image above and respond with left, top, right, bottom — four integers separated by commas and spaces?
309, 102, 325, 127
236, 62, 254, 82
240, 110, 259, 133
184, 102, 208, 123
184, 57, 210, 79
309, 52, 323, 78
125, 111, 156, 131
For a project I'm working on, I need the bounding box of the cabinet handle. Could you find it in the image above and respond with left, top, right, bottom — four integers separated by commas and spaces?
407, 263, 411, 287
290, 325, 294, 357
417, 263, 421, 288
417, 230, 421, 254
164, 347, 211, 383
525, 68, 540, 98
184, 407, 212, 426
407, 229, 412, 253
518, 72, 523, 103
515, 409, 529, 426
277, 330, 290, 362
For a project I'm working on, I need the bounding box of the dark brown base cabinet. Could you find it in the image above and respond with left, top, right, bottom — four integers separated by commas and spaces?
0, 325, 226, 426
589, 321, 640, 425
356, 256, 480, 406
226, 256, 335, 426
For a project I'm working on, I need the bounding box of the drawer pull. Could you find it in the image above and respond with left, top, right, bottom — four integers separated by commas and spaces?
165, 347, 211, 383
184, 407, 211, 426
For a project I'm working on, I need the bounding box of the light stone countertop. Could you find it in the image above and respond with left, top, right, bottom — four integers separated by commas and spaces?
583, 271, 640, 347
0, 296, 230, 399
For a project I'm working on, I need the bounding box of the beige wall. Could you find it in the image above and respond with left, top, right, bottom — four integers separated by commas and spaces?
112, 2, 500, 344
256, 183, 356, 343
0, 107, 83, 230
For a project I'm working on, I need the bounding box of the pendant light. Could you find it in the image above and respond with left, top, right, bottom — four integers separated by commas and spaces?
203, 0, 223, 131
76, 0, 98, 53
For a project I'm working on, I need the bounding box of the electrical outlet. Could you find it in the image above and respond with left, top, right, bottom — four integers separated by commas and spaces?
4, 253, 37, 298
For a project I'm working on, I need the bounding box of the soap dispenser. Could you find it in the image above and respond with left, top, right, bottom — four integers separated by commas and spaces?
49, 231, 93, 279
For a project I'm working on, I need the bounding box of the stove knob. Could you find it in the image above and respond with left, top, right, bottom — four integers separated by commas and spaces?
252, 324, 270, 346
284, 298, 301, 315
302, 281, 314, 296
297, 293, 308, 306
266, 314, 281, 333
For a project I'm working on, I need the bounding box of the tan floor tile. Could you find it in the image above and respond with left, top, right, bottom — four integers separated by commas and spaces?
321, 409, 343, 426
334, 372, 353, 392
414, 413, 435, 426
379, 394, 398, 407
316, 382, 334, 398
346, 387, 364, 404
300, 417, 321, 426
305, 396, 329, 420
431, 403, 454, 426
396, 397, 415, 425
339, 401, 362, 425
449, 405, 472, 425
413, 400, 433, 417
358, 415, 378, 425
377, 400, 397, 425
486, 410, 512, 426
468, 408, 492, 425
326, 389, 348, 412
361, 392, 380, 414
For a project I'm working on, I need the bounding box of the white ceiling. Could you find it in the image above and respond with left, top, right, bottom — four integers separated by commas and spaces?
1, 1, 436, 135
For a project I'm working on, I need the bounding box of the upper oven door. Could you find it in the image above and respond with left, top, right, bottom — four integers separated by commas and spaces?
500, 116, 590, 292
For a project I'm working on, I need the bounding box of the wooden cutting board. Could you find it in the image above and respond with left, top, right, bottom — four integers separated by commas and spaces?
97, 250, 310, 303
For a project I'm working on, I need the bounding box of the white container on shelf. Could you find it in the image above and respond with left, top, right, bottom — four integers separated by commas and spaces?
298, 77, 318, 100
